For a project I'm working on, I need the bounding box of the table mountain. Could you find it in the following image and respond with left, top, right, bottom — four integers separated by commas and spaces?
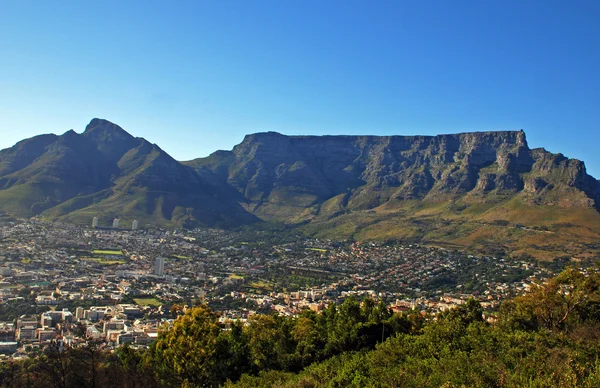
186, 129, 600, 258
187, 130, 600, 214
1, 119, 599, 258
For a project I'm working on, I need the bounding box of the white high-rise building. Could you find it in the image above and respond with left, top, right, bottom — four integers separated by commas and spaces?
132, 220, 139, 230
155, 257, 165, 276
92, 217, 99, 228
112, 218, 120, 228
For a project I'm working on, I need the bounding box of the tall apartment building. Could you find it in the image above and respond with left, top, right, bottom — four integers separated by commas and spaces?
75, 307, 85, 320
155, 257, 165, 276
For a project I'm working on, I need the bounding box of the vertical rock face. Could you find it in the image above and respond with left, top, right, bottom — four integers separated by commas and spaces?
191, 129, 600, 217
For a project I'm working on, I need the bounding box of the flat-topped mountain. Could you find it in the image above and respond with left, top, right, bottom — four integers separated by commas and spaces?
183, 130, 600, 259
1, 119, 599, 258
187, 130, 599, 215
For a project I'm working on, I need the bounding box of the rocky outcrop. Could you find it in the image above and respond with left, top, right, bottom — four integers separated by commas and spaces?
190, 129, 600, 218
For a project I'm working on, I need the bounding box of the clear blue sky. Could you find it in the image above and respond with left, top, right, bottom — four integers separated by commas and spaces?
1, 1, 599, 177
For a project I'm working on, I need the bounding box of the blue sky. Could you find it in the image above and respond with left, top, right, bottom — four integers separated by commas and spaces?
1, 1, 599, 177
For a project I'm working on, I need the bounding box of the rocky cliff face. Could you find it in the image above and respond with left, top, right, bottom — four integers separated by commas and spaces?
189, 130, 600, 219
1, 119, 599, 240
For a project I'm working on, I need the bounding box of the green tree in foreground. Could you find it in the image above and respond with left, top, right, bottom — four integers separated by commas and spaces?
148, 304, 226, 387
147, 296, 411, 387
500, 267, 600, 331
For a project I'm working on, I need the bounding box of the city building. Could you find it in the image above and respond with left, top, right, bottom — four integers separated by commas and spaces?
0, 323, 15, 342
103, 318, 126, 335
112, 218, 120, 228
116, 304, 143, 319
16, 315, 38, 341
0, 342, 18, 354
85, 306, 114, 322
155, 257, 164, 276
92, 217, 99, 228
41, 309, 73, 328
37, 329, 58, 342
132, 220, 139, 230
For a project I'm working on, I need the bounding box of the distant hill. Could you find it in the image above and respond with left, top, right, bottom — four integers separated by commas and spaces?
2, 119, 600, 258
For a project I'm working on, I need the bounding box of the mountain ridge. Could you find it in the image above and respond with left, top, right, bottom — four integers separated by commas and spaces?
1, 119, 599, 259
187, 128, 599, 212
0, 118, 258, 228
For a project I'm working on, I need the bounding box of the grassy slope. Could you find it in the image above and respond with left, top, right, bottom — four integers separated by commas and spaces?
298, 195, 600, 260
45, 189, 180, 228
0, 182, 65, 217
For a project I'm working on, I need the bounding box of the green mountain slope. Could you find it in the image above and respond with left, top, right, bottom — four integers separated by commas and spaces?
0, 119, 258, 228
1, 119, 599, 258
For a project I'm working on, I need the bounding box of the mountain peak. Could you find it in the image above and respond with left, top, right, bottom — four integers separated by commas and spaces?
81, 118, 139, 162
83, 118, 134, 139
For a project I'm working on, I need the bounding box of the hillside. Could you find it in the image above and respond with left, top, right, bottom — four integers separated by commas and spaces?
1, 119, 600, 258
186, 130, 600, 259
0, 119, 257, 228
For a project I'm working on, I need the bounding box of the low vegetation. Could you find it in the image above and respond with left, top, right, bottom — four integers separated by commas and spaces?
81, 257, 126, 265
133, 297, 163, 307
91, 249, 124, 256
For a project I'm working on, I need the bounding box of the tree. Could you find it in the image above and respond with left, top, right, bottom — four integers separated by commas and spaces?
500, 268, 600, 332
149, 304, 225, 387
214, 320, 252, 382
244, 314, 297, 372
441, 298, 483, 325
330, 297, 364, 352
292, 315, 320, 367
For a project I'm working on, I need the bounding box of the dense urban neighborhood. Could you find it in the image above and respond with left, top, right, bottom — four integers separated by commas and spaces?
0, 215, 571, 359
